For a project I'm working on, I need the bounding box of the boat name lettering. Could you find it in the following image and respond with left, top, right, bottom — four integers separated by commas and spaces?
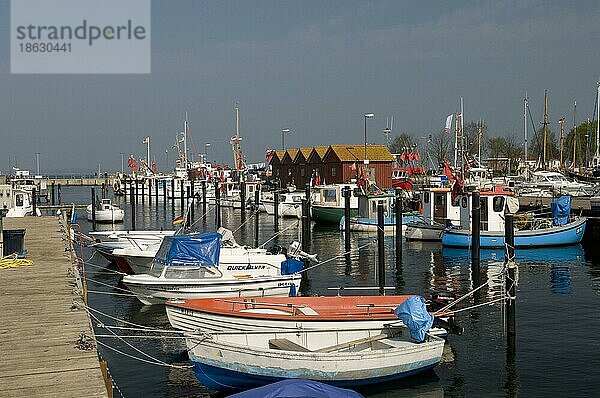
226, 264, 266, 271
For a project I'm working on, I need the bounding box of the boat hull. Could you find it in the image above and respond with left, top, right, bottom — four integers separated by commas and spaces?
186, 328, 444, 391
441, 217, 587, 248
405, 223, 444, 241
311, 205, 356, 225
342, 214, 422, 233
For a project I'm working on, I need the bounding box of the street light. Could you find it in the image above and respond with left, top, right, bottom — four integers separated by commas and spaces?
204, 143, 211, 163
364, 113, 374, 164
120, 153, 124, 174
281, 128, 291, 150
35, 153, 40, 176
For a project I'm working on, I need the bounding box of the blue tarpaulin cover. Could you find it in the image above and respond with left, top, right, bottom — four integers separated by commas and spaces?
394, 296, 434, 343
227, 379, 364, 398
281, 258, 303, 275
154, 233, 221, 266
551, 195, 571, 226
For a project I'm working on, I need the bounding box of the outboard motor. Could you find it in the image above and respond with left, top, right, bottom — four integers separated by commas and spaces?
287, 241, 319, 263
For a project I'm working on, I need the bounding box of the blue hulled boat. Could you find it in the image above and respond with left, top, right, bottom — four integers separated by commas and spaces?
441, 195, 586, 248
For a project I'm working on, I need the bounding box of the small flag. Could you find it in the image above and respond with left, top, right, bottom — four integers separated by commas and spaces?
172, 215, 184, 225
444, 114, 453, 133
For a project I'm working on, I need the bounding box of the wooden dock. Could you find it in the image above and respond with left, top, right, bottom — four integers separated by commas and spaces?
0, 217, 109, 397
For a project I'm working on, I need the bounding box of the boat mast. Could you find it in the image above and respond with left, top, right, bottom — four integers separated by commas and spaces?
542, 90, 549, 170
183, 112, 189, 169
573, 101, 577, 169
558, 117, 565, 170
477, 119, 483, 166
595, 81, 600, 163
524, 93, 528, 163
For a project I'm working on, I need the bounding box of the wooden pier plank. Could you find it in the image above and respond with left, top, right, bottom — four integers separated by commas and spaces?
0, 217, 108, 398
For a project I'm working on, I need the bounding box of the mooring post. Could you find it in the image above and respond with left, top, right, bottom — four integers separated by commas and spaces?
155, 179, 159, 204
201, 180, 207, 220
215, 181, 221, 228
377, 203, 385, 295
305, 183, 312, 242
141, 179, 145, 205
129, 184, 136, 231
180, 180, 185, 218
32, 187, 37, 217
343, 186, 351, 252
274, 182, 280, 232
240, 182, 246, 221
170, 179, 175, 213
395, 189, 403, 266
190, 182, 195, 224
471, 191, 481, 287
186, 186, 192, 228
135, 178, 139, 202
91, 187, 96, 232
51, 182, 55, 205
505, 213, 516, 338
301, 198, 309, 252
148, 178, 152, 206
57, 183, 61, 205
254, 186, 260, 247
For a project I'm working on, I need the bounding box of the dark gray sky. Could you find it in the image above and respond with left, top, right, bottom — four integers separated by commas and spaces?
1, 0, 599, 174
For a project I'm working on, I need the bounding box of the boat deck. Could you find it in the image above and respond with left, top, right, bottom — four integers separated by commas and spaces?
0, 217, 109, 398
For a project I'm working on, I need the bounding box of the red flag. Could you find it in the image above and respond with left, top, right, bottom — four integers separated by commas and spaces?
442, 161, 454, 184
151, 162, 158, 173
414, 151, 421, 161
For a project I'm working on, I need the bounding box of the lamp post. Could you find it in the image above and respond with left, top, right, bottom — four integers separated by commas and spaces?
281, 128, 291, 150
120, 153, 124, 174
35, 153, 40, 175
364, 113, 374, 164
204, 143, 211, 164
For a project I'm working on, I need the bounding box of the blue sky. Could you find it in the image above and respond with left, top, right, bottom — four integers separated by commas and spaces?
1, 0, 599, 173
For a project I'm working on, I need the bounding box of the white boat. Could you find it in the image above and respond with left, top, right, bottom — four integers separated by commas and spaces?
185, 324, 444, 391
0, 184, 38, 217
310, 183, 361, 225
89, 229, 176, 243
405, 188, 461, 241
86, 199, 125, 223
122, 232, 304, 305
262, 191, 305, 218
520, 170, 595, 197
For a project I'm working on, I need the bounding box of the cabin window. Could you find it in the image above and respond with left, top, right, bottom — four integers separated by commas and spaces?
424, 192, 430, 204
148, 261, 165, 277
493, 196, 505, 213
165, 266, 209, 279
15, 194, 23, 207
323, 189, 337, 203
461, 196, 468, 208
331, 167, 337, 177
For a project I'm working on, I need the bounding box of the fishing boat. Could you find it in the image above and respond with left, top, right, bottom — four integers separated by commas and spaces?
339, 192, 421, 233
391, 168, 413, 191
86, 198, 125, 223
262, 190, 305, 218
0, 184, 38, 217
310, 183, 361, 225
184, 298, 444, 391
122, 232, 305, 305
441, 195, 586, 248
405, 188, 461, 241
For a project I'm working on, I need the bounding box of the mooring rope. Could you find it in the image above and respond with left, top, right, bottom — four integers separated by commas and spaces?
259, 219, 300, 248
301, 240, 375, 273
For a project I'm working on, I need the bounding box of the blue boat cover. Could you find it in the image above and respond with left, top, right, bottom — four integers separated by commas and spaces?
551, 195, 571, 226
281, 258, 303, 275
154, 233, 221, 266
394, 296, 434, 343
227, 379, 364, 398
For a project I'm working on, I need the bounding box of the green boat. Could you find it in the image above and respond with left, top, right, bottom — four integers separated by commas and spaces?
310, 183, 361, 225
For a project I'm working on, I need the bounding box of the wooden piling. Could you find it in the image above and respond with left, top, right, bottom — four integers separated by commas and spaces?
129, 184, 136, 231
240, 182, 246, 221
32, 187, 37, 216
394, 189, 403, 266
471, 191, 481, 287
505, 213, 516, 337
202, 180, 207, 220
215, 181, 221, 229
377, 203, 385, 295
51, 182, 56, 205
254, 187, 260, 247
91, 187, 96, 232
343, 186, 351, 252
274, 183, 280, 232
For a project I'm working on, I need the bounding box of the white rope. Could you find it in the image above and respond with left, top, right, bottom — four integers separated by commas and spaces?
259, 219, 300, 248
231, 208, 260, 234
302, 240, 375, 273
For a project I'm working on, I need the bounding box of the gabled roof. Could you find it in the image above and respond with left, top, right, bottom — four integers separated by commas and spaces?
293, 147, 313, 163
307, 146, 329, 163
268, 150, 287, 165
324, 145, 394, 162
281, 150, 296, 164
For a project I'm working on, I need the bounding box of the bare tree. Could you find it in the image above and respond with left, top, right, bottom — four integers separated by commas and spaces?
430, 129, 453, 167
389, 133, 416, 154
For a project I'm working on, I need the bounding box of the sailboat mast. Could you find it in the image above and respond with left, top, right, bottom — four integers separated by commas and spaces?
573, 101, 577, 169
524, 93, 528, 162
184, 112, 189, 169
542, 90, 549, 169
595, 81, 600, 161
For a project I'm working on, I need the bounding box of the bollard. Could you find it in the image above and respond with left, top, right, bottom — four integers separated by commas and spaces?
51, 182, 55, 205
274, 183, 280, 232
505, 213, 516, 338
254, 187, 260, 247
91, 187, 96, 231
343, 186, 351, 252
202, 180, 207, 220
215, 181, 221, 228
377, 203, 385, 295
395, 189, 403, 267
471, 191, 481, 287
129, 185, 136, 230
240, 182, 246, 221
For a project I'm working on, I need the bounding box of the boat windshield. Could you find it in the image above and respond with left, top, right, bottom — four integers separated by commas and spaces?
164, 266, 219, 279
148, 261, 165, 277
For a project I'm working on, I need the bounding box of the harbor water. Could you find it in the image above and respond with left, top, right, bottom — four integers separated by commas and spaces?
64, 186, 600, 397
